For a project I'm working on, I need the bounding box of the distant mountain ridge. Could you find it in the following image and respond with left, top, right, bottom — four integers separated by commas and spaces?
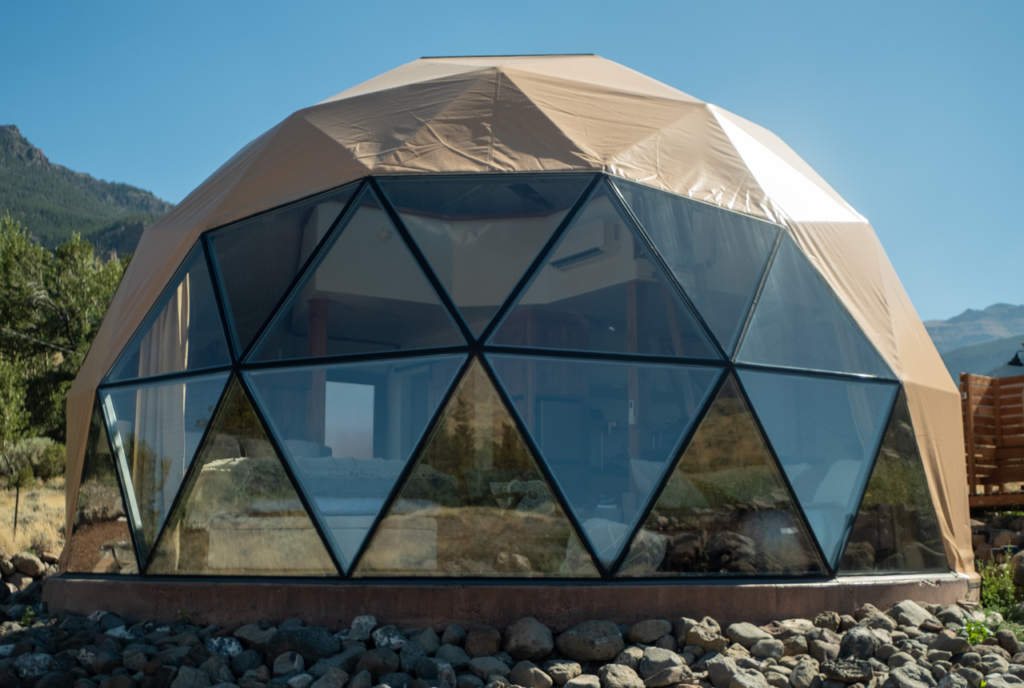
924, 303, 1024, 353
0, 124, 172, 254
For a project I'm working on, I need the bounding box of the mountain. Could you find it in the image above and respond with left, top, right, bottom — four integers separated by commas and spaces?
940, 334, 1024, 382
0, 125, 172, 254
924, 303, 1024, 353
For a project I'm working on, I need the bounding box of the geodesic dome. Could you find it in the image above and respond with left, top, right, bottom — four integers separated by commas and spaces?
61, 55, 971, 582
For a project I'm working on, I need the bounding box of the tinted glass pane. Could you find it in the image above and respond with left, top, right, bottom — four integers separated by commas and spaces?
147, 378, 338, 576
840, 390, 948, 573
490, 355, 720, 568
380, 175, 592, 338
738, 235, 892, 377
740, 369, 897, 567
613, 179, 780, 355
106, 245, 230, 382
354, 359, 599, 578
490, 183, 717, 360
616, 376, 824, 577
208, 183, 358, 354
250, 189, 465, 362
247, 355, 464, 571
66, 400, 139, 574
101, 372, 229, 555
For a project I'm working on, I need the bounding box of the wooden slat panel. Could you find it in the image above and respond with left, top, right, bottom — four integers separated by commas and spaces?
970, 494, 1024, 508
1003, 437, 1024, 448
996, 447, 1024, 460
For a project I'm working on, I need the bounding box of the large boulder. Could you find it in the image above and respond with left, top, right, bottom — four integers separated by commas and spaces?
12, 552, 45, 577
266, 628, 341, 664
556, 621, 625, 662
889, 601, 938, 628
504, 618, 554, 660
727, 624, 773, 649
839, 627, 880, 661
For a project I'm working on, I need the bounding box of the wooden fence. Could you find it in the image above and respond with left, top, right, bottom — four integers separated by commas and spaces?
962, 372, 1024, 507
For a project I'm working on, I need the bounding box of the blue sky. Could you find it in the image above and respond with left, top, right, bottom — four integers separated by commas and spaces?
3, 1, 1021, 322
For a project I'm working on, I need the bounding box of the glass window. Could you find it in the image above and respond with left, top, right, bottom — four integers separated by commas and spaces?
840, 390, 948, 574
739, 369, 897, 567
490, 183, 718, 360
612, 179, 780, 355
249, 188, 465, 362
616, 376, 824, 577
208, 183, 359, 354
380, 175, 593, 338
354, 359, 598, 578
147, 378, 337, 576
737, 235, 893, 378
100, 372, 229, 557
66, 400, 139, 575
106, 245, 230, 382
490, 355, 720, 569
246, 355, 465, 571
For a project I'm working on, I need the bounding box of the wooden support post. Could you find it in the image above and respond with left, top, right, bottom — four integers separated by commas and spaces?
963, 373, 977, 497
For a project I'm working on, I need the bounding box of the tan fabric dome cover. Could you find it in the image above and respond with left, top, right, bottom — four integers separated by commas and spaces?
62, 55, 971, 576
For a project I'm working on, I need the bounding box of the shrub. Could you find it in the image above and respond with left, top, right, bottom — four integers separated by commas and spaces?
980, 561, 1021, 621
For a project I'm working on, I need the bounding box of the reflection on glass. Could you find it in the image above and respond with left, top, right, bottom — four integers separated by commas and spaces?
738, 235, 892, 377
251, 189, 465, 362
246, 355, 465, 571
380, 175, 593, 338
354, 359, 598, 577
617, 377, 824, 576
490, 355, 720, 568
490, 183, 717, 360
66, 401, 139, 575
106, 245, 230, 382
101, 372, 229, 554
612, 179, 780, 355
739, 370, 897, 567
840, 391, 948, 573
148, 378, 338, 576
208, 183, 358, 354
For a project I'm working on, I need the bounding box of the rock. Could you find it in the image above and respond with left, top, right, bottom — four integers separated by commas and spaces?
199, 656, 235, 684
890, 602, 938, 629
470, 658, 511, 680
544, 661, 583, 687
811, 640, 840, 663
706, 655, 739, 688
978, 656, 1010, 675
556, 622, 625, 663
598, 664, 644, 688
615, 647, 644, 671
466, 627, 503, 659
412, 629, 441, 657
437, 645, 471, 671
751, 641, 784, 661
511, 661, 553, 688
15, 652, 54, 679
7, 572, 32, 591
653, 636, 677, 652
311, 667, 350, 688
505, 619, 554, 661
637, 648, 681, 679
266, 628, 341, 664
815, 614, 841, 633
457, 676, 485, 688
442, 626, 467, 647
821, 659, 873, 683
727, 624, 773, 649
358, 649, 401, 679
380, 672, 413, 688
349, 670, 374, 688
936, 608, 966, 626
791, 660, 820, 688
860, 614, 897, 633
889, 653, 916, 669
206, 638, 243, 658
401, 641, 427, 673
840, 628, 880, 661
642, 666, 692, 688
784, 636, 808, 657
565, 676, 602, 688
627, 622, 673, 647
997, 631, 1021, 656
170, 666, 211, 688
729, 670, 770, 688
890, 664, 938, 688
344, 617, 376, 642
275, 652, 306, 677
373, 626, 408, 651
12, 553, 45, 577
235, 624, 278, 652
927, 632, 970, 656
288, 675, 315, 688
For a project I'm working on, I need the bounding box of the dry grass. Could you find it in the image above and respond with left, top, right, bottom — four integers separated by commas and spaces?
0, 478, 66, 556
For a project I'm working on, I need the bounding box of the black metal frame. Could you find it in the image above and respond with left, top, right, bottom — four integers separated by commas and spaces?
78, 170, 944, 584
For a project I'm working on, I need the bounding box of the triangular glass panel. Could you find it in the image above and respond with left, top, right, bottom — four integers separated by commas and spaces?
379, 174, 593, 338
490, 182, 719, 360
250, 188, 465, 362
66, 398, 140, 574
246, 354, 465, 572
490, 354, 720, 569
612, 179, 780, 355
100, 372, 229, 556
616, 376, 825, 577
353, 358, 599, 578
147, 378, 338, 576
737, 234, 893, 377
739, 369, 898, 567
208, 183, 359, 355
839, 390, 948, 573
106, 244, 230, 382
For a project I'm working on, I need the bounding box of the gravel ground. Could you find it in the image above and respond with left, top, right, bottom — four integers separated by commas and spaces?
0, 583, 1013, 688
